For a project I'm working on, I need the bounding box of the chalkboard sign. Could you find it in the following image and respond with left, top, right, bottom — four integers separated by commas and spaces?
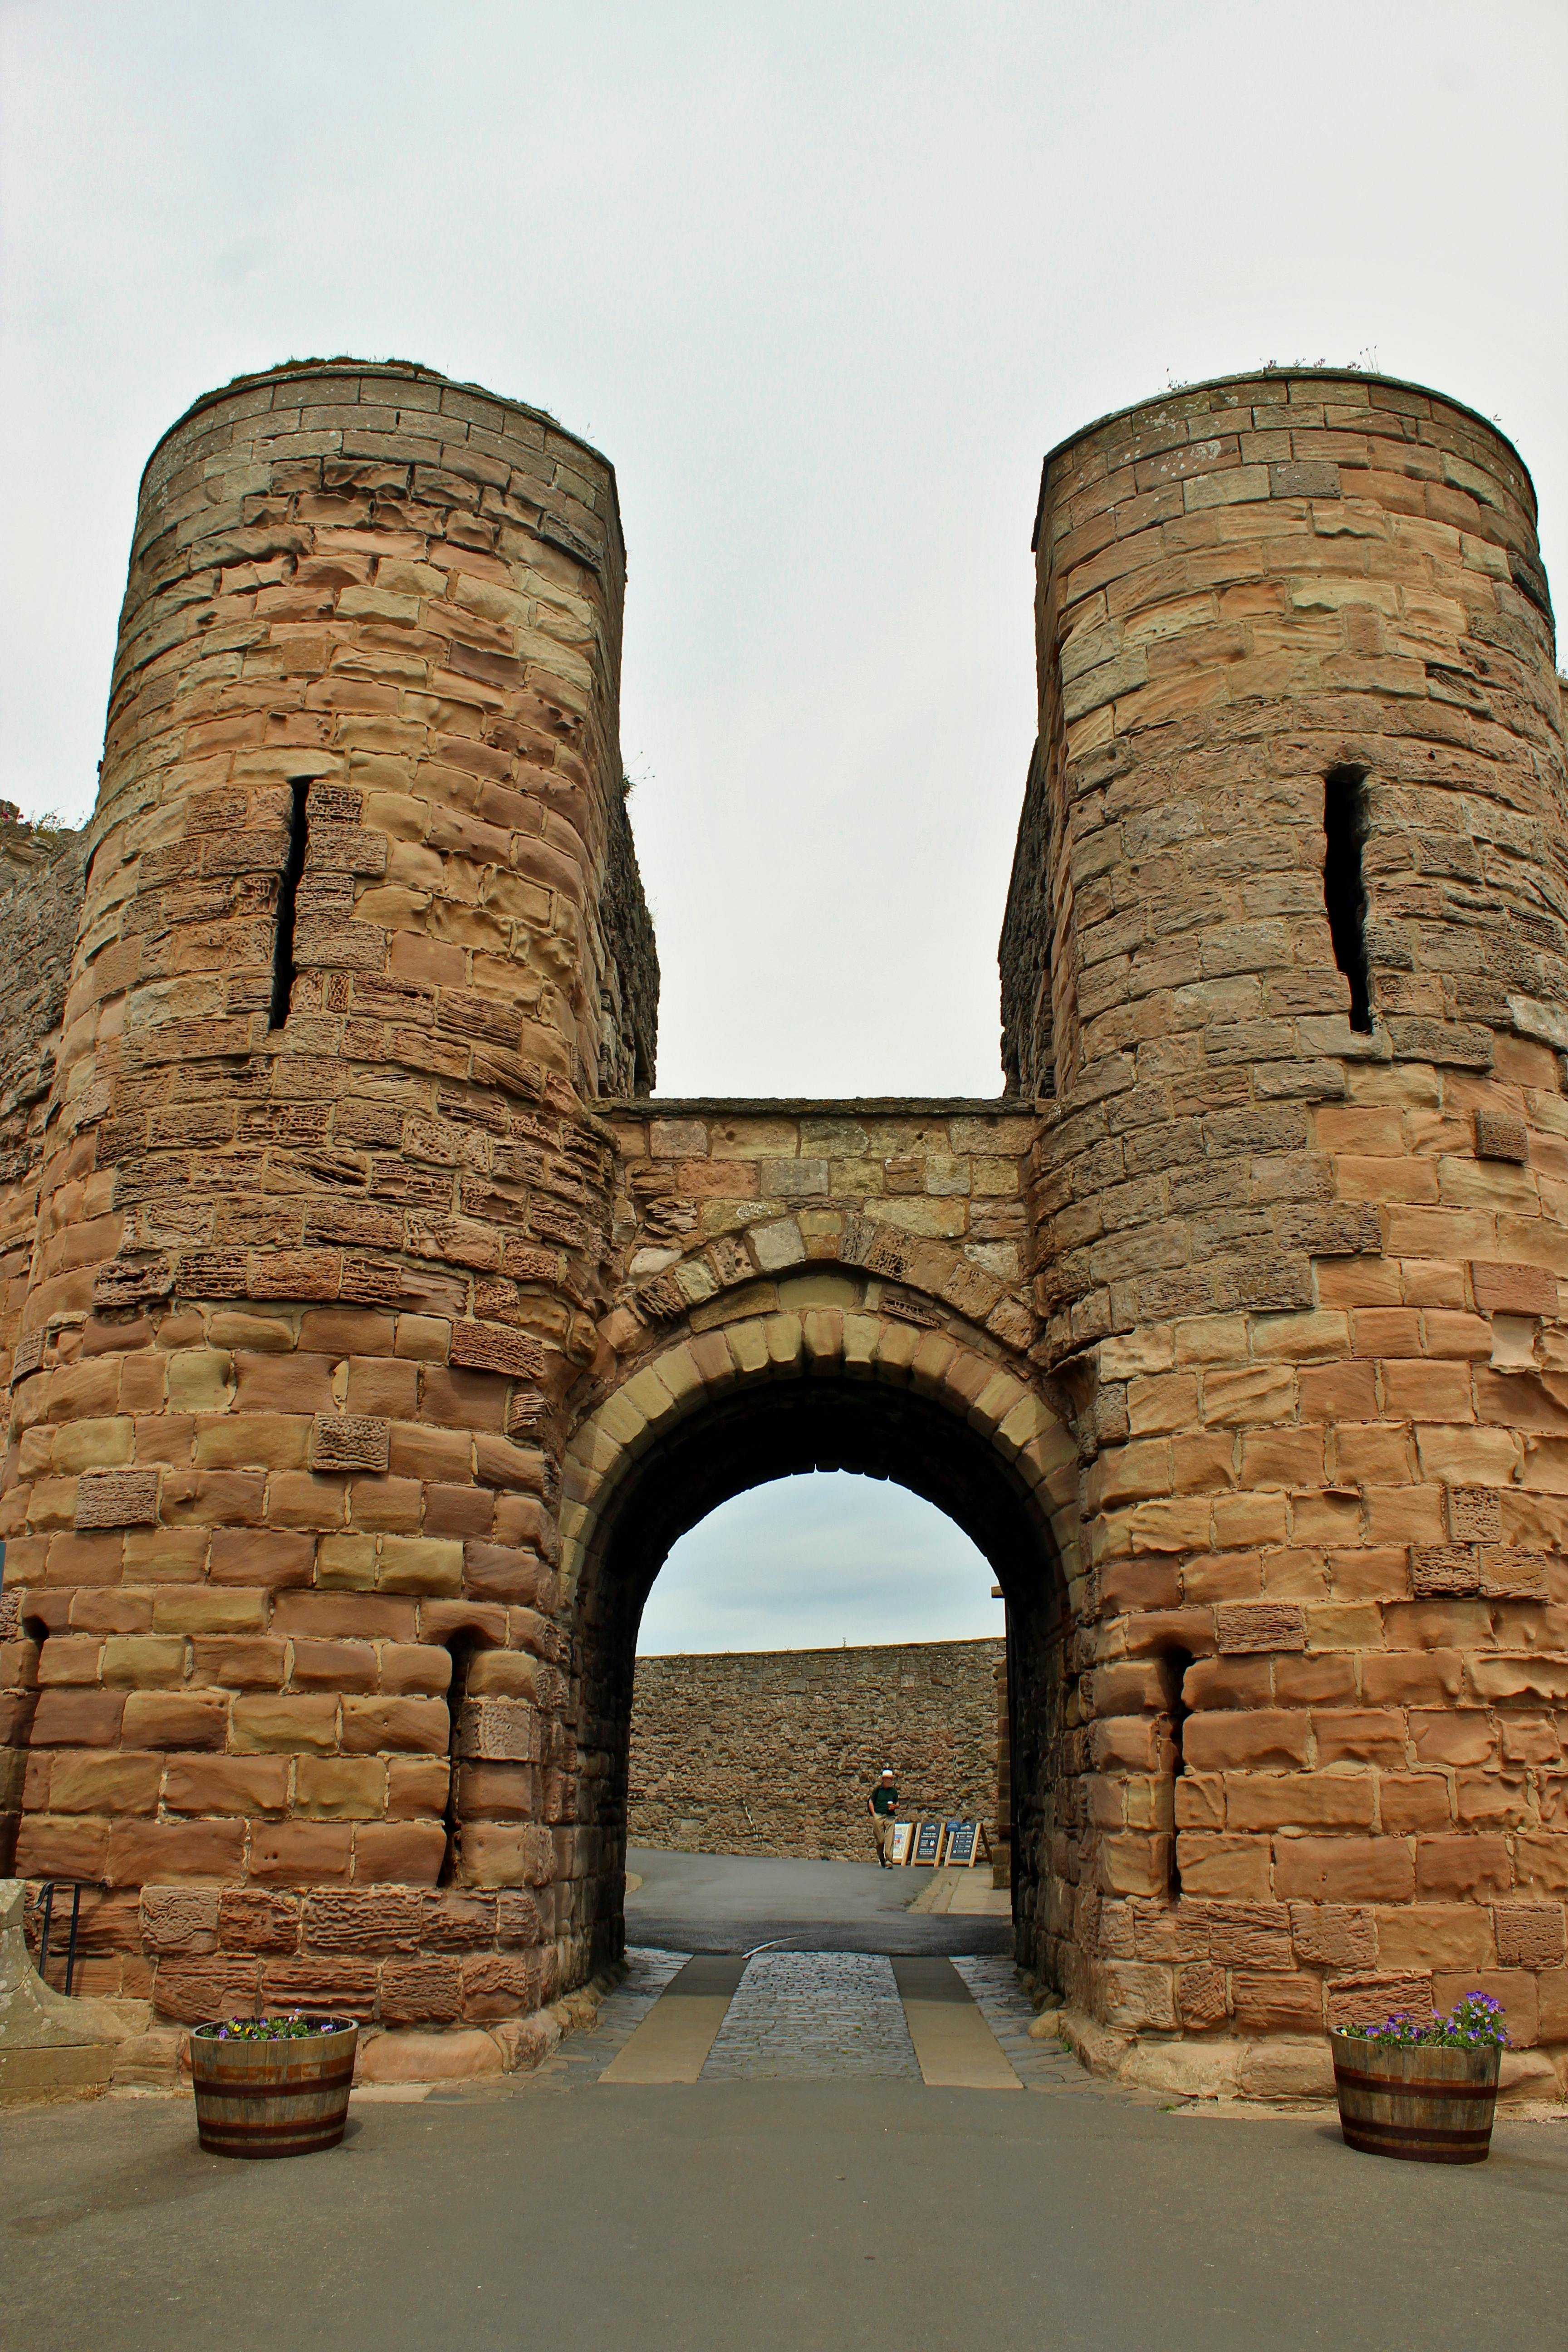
911, 1819, 944, 1867
888, 1821, 913, 1865
944, 1819, 979, 1867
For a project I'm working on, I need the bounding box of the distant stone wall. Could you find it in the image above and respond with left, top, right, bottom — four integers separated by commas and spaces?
597, 779, 658, 1096
627, 1639, 1004, 1861
0, 821, 88, 1382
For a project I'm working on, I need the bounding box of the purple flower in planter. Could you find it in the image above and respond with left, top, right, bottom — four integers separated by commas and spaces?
1355, 1991, 1508, 2050
195, 2011, 345, 2043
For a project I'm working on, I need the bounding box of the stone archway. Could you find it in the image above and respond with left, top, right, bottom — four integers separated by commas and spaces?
4, 358, 1566, 2100
551, 1271, 1079, 1979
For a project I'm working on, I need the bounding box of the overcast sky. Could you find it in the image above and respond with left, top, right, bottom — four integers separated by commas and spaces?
2, 3, 1562, 1649
636, 1474, 998, 1654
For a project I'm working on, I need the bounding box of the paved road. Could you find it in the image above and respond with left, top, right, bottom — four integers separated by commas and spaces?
5, 2032, 1564, 2352
625, 1845, 1014, 1954
5, 1879, 1563, 2347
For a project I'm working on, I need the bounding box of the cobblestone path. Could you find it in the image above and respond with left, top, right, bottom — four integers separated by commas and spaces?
701, 1951, 921, 2081
950, 1954, 1089, 2093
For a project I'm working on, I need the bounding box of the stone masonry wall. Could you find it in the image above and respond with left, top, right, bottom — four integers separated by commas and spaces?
0, 822, 89, 1376
1015, 371, 1568, 2092
600, 1100, 1037, 1355
0, 820, 89, 1868
627, 1638, 1004, 1861
0, 360, 654, 2025
598, 780, 657, 1097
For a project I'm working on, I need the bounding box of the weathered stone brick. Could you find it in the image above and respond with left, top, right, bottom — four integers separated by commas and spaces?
309, 1413, 391, 1472
1215, 1602, 1305, 1655
74, 1470, 158, 1530
1470, 1260, 1556, 1316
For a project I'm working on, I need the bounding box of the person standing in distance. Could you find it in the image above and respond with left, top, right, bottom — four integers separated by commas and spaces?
867, 1767, 898, 1866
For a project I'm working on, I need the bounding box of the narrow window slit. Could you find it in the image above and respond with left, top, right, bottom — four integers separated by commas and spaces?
439, 1635, 481, 1886
268, 779, 309, 1031
1323, 765, 1372, 1033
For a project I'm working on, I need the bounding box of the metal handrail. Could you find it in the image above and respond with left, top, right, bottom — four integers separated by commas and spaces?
37, 1880, 97, 1996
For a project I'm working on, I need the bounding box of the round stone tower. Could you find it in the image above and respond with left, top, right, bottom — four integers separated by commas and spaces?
1003, 371, 1568, 2090
0, 362, 654, 2031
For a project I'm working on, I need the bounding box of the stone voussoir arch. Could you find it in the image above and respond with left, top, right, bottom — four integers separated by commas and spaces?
561, 1270, 1083, 1599
555, 1266, 1087, 1985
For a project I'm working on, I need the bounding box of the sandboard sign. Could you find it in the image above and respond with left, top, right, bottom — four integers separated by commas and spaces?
943, 1819, 990, 1867
911, 1819, 945, 1867
887, 1821, 914, 1865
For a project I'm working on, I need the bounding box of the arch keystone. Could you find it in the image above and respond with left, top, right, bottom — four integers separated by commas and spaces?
801, 1309, 843, 1366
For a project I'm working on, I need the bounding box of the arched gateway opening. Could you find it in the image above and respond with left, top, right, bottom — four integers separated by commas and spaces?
555, 1281, 1079, 1981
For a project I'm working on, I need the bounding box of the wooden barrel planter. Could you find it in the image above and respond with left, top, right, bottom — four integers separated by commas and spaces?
1330, 2032, 1501, 2164
191, 2020, 358, 2159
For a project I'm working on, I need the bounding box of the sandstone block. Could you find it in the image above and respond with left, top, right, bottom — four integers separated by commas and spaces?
74, 1471, 158, 1531
230, 1695, 338, 1754
261, 1958, 377, 2013
151, 1959, 261, 2026
106, 1818, 246, 1886
1215, 1602, 1305, 1654
449, 1321, 546, 1381
353, 1823, 446, 1883
1230, 1973, 1322, 2034
121, 1693, 228, 1750
140, 1887, 221, 1956
218, 1891, 300, 1954
294, 1756, 387, 1820
162, 1755, 289, 1816
1235, 2038, 1336, 2102
1494, 1904, 1567, 1968
249, 1822, 353, 1885
378, 1958, 463, 2024
1471, 1260, 1556, 1316
1273, 1837, 1415, 1903
457, 1697, 542, 1763
310, 1414, 391, 1472
1416, 1836, 1512, 1899
355, 2028, 502, 2084
490, 2011, 559, 2071
1474, 1110, 1528, 1164
342, 1696, 448, 1754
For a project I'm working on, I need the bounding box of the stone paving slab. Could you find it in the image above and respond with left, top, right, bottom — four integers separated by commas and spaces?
889, 1957, 1021, 2088
599, 1956, 750, 2084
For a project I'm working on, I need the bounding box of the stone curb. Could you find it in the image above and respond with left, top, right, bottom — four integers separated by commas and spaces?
104, 1965, 627, 2097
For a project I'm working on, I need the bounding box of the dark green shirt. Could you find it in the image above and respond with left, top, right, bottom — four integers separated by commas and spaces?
871, 1784, 897, 1816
